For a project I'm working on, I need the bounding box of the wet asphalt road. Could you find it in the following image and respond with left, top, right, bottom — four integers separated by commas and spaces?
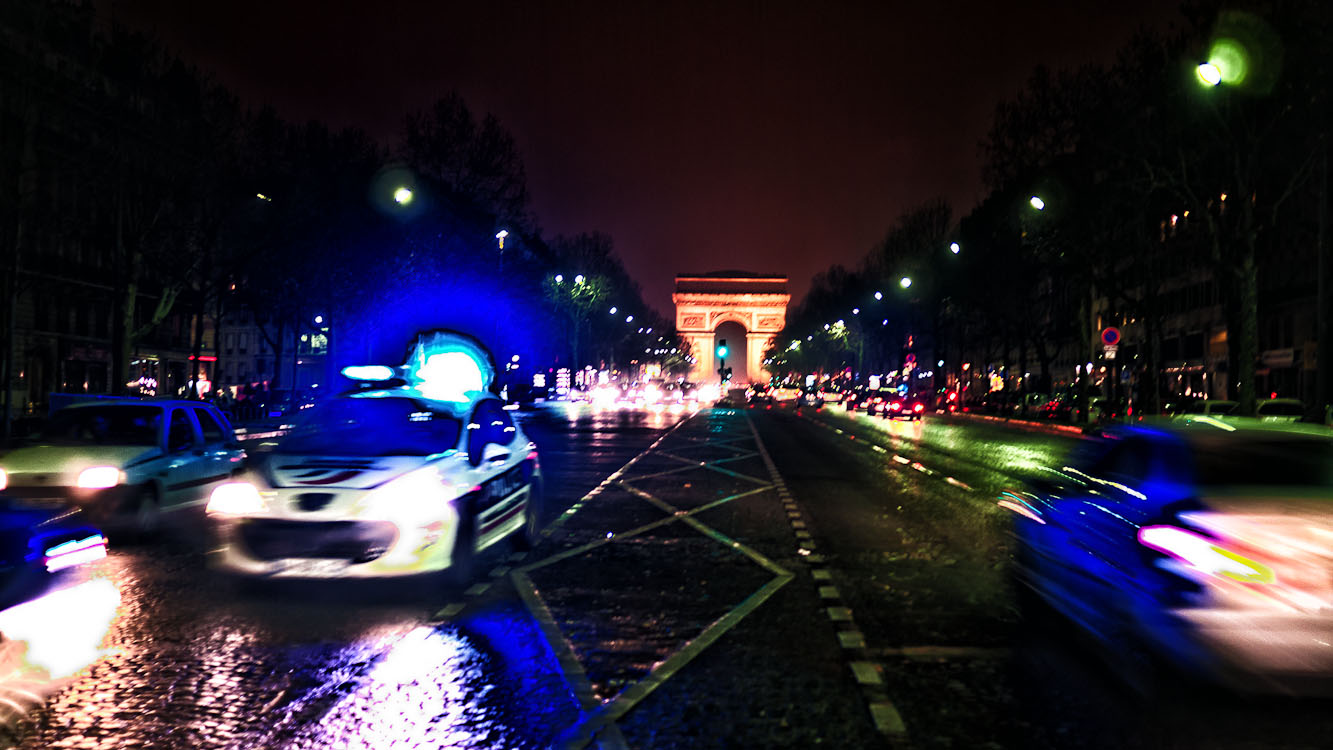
10, 401, 1333, 749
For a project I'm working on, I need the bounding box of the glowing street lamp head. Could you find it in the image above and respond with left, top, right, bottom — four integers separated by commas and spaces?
899, 276, 912, 289
1196, 62, 1223, 86
950, 242, 960, 254
609, 307, 618, 315
874, 291, 883, 300
1029, 195, 1045, 211
393, 187, 414, 205
554, 274, 564, 283
574, 274, 585, 284
626, 315, 634, 323
495, 229, 509, 249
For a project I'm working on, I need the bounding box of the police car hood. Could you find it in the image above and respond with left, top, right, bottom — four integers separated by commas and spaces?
0, 444, 159, 479
260, 454, 438, 490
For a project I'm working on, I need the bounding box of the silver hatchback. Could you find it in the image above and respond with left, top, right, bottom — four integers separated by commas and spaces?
0, 399, 246, 536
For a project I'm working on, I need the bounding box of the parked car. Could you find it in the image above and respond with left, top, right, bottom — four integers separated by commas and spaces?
1011, 393, 1050, 417
1173, 399, 1238, 419
1008, 420, 1333, 694
0, 399, 245, 537
1254, 398, 1305, 424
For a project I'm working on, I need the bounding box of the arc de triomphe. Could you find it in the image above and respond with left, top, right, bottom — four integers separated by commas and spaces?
672, 273, 790, 385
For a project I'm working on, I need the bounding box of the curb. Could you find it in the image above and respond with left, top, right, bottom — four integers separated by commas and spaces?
940, 411, 1088, 437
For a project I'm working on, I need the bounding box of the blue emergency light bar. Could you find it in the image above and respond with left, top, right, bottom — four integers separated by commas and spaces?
341, 365, 398, 381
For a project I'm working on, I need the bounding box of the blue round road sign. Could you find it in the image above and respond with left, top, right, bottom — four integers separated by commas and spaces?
1101, 327, 1121, 347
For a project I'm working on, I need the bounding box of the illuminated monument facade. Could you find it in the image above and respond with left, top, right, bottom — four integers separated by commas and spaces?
672, 272, 790, 385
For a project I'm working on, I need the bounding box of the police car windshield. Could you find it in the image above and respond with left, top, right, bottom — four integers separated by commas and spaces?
281, 397, 462, 456
41, 405, 162, 446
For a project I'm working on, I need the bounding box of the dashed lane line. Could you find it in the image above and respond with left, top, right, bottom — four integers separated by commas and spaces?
747, 416, 911, 746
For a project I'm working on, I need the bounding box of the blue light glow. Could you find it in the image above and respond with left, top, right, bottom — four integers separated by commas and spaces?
342, 365, 397, 381
403, 330, 497, 403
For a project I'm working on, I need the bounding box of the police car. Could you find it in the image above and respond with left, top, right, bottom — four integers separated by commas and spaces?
206, 331, 543, 582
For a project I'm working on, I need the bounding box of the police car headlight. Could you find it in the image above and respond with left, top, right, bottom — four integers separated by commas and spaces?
207, 482, 268, 516
76, 466, 124, 489
365, 468, 451, 507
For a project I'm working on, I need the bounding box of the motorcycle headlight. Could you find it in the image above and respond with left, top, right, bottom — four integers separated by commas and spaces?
76, 466, 124, 489
207, 482, 268, 516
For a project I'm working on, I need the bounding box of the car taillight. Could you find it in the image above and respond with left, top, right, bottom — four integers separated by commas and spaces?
913, 403, 924, 412
890, 402, 901, 411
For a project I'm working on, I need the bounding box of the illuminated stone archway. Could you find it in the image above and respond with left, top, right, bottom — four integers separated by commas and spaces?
672, 273, 790, 385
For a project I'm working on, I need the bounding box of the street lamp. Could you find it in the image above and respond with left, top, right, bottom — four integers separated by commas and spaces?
899, 276, 912, 289
495, 229, 509, 250
1197, 62, 1223, 86
610, 307, 618, 315
1028, 196, 1045, 211
393, 187, 413, 205
949, 242, 960, 254
574, 274, 585, 284
874, 291, 883, 300
555, 274, 564, 283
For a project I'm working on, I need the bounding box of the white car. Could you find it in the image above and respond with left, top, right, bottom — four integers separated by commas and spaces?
0, 399, 245, 535
1255, 398, 1305, 424
207, 331, 543, 582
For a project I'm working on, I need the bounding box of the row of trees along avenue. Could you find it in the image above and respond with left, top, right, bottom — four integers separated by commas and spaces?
768, 1, 1332, 420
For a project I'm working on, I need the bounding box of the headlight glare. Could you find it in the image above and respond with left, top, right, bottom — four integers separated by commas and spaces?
207, 482, 267, 516
76, 466, 123, 489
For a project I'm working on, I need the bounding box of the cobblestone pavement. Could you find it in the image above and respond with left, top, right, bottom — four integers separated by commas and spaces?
6, 406, 682, 750
19, 402, 1333, 749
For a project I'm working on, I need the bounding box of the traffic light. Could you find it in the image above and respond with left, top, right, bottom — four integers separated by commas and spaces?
716, 339, 728, 359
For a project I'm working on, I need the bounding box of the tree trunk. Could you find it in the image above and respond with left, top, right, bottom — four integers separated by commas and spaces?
1236, 250, 1259, 415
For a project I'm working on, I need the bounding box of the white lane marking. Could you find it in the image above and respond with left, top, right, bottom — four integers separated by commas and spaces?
837, 631, 867, 649
850, 661, 883, 686
869, 702, 908, 735
826, 607, 853, 621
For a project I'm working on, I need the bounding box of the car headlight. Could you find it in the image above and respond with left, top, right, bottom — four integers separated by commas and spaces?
359, 467, 464, 527
207, 482, 268, 516
76, 466, 123, 489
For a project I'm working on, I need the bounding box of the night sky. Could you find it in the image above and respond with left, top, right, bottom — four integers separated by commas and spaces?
100, 0, 1180, 315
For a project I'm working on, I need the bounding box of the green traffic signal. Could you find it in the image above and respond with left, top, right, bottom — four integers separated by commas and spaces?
716, 338, 728, 359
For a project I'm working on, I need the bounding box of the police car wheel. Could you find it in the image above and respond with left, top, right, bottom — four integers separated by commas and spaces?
449, 515, 477, 587
510, 480, 543, 552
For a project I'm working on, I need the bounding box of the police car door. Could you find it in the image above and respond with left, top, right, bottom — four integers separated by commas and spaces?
467, 400, 526, 550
